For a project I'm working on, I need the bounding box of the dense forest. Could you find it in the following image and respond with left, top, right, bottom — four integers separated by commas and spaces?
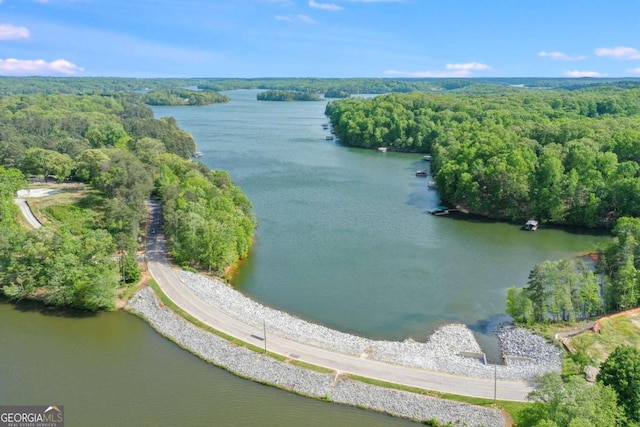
0, 93, 256, 310
326, 87, 640, 227
257, 90, 321, 101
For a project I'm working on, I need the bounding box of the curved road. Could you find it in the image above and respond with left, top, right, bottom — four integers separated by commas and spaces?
145, 200, 535, 402
14, 198, 42, 228
15, 196, 534, 401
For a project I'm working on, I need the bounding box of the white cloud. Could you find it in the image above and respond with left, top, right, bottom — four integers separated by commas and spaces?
275, 14, 316, 23
446, 62, 490, 71
595, 46, 640, 60
309, 0, 343, 10
564, 70, 607, 78
627, 67, 640, 75
0, 24, 31, 40
0, 58, 84, 75
538, 51, 587, 61
384, 69, 472, 78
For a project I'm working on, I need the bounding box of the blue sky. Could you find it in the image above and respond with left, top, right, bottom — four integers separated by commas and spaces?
1, 0, 639, 78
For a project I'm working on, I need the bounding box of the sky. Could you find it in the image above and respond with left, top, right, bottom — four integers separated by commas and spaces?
1, 0, 640, 78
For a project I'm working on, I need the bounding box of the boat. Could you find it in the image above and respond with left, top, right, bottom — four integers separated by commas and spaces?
415, 170, 428, 177
378, 147, 387, 153
322, 123, 329, 129
194, 151, 203, 158
427, 181, 437, 188
423, 155, 432, 161
524, 219, 539, 231
325, 135, 334, 140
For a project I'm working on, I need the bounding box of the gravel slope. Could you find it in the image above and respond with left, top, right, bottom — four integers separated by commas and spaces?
175, 270, 561, 381
127, 287, 505, 427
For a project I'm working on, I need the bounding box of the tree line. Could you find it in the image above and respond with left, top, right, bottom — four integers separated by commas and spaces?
326, 86, 640, 227
3, 76, 639, 98
156, 156, 255, 273
0, 93, 255, 311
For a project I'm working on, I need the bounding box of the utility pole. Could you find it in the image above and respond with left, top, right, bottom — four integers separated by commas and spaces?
263, 319, 267, 355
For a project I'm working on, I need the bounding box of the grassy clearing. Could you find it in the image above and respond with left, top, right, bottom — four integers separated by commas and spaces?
567, 312, 640, 363
527, 319, 594, 342
24, 183, 104, 230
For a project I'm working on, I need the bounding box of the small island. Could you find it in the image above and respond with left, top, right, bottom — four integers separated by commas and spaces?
257, 90, 321, 101
324, 88, 351, 99
141, 88, 230, 106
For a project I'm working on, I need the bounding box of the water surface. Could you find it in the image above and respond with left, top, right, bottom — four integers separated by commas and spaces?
0, 91, 610, 425
154, 90, 608, 342
0, 300, 412, 426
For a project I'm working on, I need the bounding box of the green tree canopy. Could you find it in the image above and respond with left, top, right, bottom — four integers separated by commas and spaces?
597, 345, 640, 423
517, 372, 625, 427
326, 86, 640, 226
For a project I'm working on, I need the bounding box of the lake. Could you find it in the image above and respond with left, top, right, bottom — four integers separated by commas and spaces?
0, 90, 608, 425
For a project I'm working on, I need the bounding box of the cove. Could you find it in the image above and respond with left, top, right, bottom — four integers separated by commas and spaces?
152, 89, 609, 344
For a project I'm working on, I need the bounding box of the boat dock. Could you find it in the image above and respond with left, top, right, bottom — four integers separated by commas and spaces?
429, 206, 453, 215
428, 205, 469, 216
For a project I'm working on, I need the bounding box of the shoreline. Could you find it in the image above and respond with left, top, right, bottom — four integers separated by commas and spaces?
124, 262, 563, 425
126, 286, 505, 427
174, 270, 561, 382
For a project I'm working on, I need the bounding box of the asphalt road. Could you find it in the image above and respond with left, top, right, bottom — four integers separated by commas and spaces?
149, 200, 536, 401
14, 198, 42, 228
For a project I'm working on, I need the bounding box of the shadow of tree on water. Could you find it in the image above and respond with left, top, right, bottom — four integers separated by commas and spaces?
2, 295, 98, 318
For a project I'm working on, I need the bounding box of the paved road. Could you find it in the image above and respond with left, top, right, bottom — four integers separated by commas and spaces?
14, 198, 42, 228
146, 200, 534, 401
